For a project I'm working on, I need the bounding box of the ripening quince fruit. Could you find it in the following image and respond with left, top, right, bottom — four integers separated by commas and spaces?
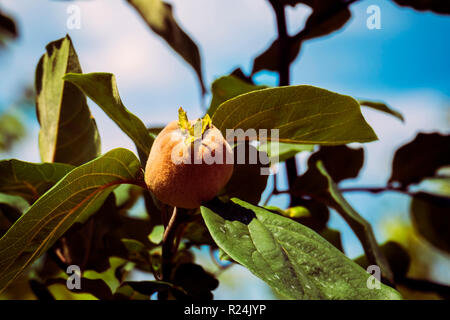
144, 108, 234, 209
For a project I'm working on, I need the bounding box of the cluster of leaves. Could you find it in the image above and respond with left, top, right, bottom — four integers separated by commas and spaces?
0, 0, 449, 300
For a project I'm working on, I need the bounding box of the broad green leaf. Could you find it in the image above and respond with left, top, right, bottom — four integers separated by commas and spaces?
127, 0, 206, 94
212, 86, 378, 145
0, 159, 73, 203
0, 148, 142, 293
35, 35, 101, 165
258, 142, 313, 163
63, 72, 154, 161
389, 133, 450, 188
294, 161, 394, 283
411, 192, 450, 253
201, 198, 401, 299
359, 100, 404, 122
208, 76, 266, 116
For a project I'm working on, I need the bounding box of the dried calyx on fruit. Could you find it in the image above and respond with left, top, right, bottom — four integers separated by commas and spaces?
144, 107, 234, 209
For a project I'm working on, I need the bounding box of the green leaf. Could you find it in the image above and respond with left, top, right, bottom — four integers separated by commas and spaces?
63, 72, 154, 162
201, 198, 401, 299
127, 0, 206, 94
410, 192, 450, 253
293, 161, 394, 283
211, 85, 378, 144
35, 35, 101, 165
389, 133, 450, 188
208, 76, 266, 116
359, 100, 404, 122
258, 142, 313, 163
0, 148, 142, 293
148, 225, 164, 245
0, 159, 73, 203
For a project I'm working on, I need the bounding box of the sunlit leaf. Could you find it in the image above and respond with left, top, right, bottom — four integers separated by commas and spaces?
35, 35, 101, 166
212, 86, 378, 145
201, 197, 401, 299
0, 148, 142, 293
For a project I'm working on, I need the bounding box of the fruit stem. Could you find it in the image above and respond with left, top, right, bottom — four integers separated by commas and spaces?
159, 206, 188, 299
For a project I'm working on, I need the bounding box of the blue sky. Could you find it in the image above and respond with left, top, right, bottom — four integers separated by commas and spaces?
0, 0, 449, 298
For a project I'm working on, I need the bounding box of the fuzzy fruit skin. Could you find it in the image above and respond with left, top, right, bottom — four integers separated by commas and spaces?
145, 120, 234, 209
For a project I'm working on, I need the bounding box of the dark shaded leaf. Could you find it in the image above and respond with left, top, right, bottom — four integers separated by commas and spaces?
212, 85, 378, 145
294, 161, 394, 283
201, 198, 401, 299
308, 145, 364, 183
319, 228, 344, 252
29, 279, 55, 300
0, 148, 142, 293
172, 263, 219, 300
389, 133, 450, 188
411, 192, 450, 253
359, 100, 404, 122
392, 0, 450, 14
0, 203, 21, 237
183, 216, 215, 247
127, 0, 206, 94
46, 277, 113, 300
35, 35, 101, 166
0, 11, 17, 38
354, 241, 411, 279
252, 1, 352, 74
57, 194, 155, 274
224, 143, 269, 204
0, 159, 73, 204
